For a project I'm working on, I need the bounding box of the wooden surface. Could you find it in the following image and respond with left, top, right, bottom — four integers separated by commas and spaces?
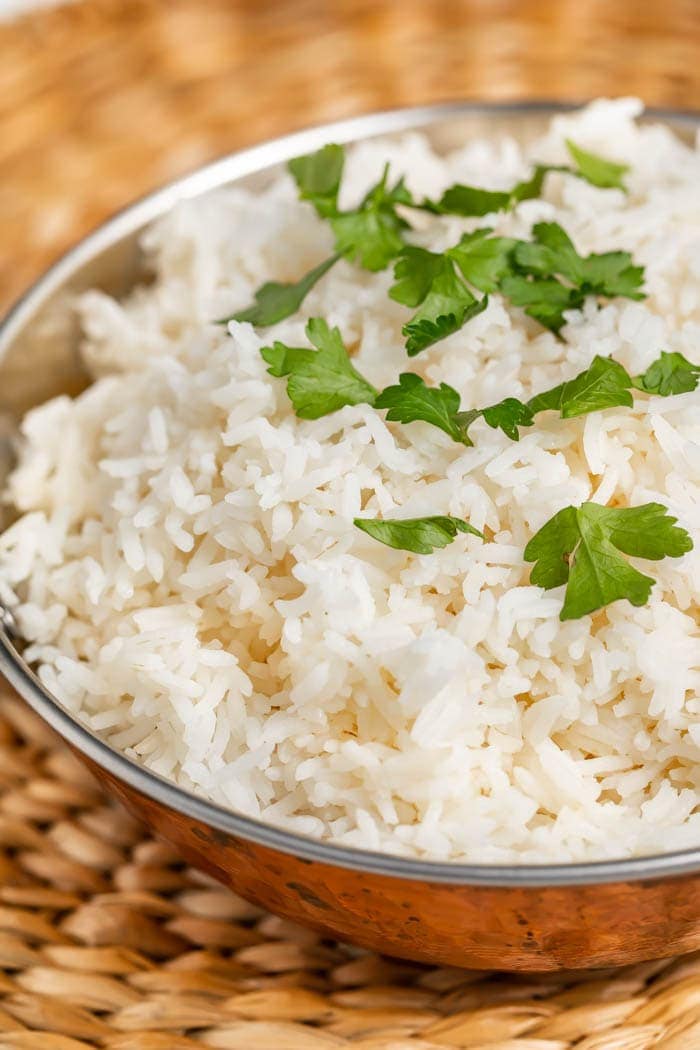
2, 1, 700, 1045
0, 0, 699, 310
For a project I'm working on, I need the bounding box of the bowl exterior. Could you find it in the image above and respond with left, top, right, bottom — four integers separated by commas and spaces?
81, 750, 700, 971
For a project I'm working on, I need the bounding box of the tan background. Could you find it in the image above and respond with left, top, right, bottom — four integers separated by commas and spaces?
2, 3, 700, 1047
1, 0, 700, 311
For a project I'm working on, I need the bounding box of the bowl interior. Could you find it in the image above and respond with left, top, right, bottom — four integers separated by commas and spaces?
1, 100, 700, 886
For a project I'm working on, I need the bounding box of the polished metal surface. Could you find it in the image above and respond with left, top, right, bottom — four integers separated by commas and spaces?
1, 101, 700, 969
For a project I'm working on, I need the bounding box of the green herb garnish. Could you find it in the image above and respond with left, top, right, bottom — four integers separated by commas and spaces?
261, 318, 377, 419
288, 143, 344, 217
222, 254, 340, 326
289, 147, 414, 272
233, 142, 634, 332
422, 140, 629, 218
354, 515, 483, 554
500, 274, 580, 334
389, 247, 488, 355
375, 373, 471, 444
377, 374, 534, 446
513, 222, 644, 300
525, 502, 692, 620
447, 228, 519, 293
565, 139, 629, 190
329, 166, 413, 272
527, 355, 634, 417
632, 351, 700, 397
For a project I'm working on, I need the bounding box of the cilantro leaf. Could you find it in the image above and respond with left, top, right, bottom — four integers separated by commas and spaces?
224, 254, 340, 326
527, 355, 633, 418
375, 373, 471, 444
330, 166, 412, 271
524, 501, 692, 620
261, 318, 377, 419
448, 228, 519, 293
514, 223, 645, 301
500, 274, 581, 333
632, 351, 700, 396
354, 515, 483, 554
288, 144, 344, 217
390, 247, 488, 355
566, 139, 629, 190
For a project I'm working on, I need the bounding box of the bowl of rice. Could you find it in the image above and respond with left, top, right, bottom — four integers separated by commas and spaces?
1, 99, 699, 971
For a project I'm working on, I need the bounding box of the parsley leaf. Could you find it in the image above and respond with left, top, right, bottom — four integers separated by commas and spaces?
430, 184, 512, 217
354, 515, 484, 554
389, 246, 445, 307
288, 144, 344, 217
524, 501, 693, 620
374, 350, 694, 452
527, 355, 634, 418
509, 164, 551, 203
390, 247, 488, 355
375, 373, 471, 444
566, 139, 629, 190
224, 254, 340, 326
424, 164, 552, 217
420, 145, 627, 218
632, 351, 700, 396
330, 166, 413, 272
289, 147, 412, 270
375, 374, 533, 446
481, 398, 535, 439
261, 318, 377, 419
500, 274, 581, 333
514, 222, 644, 301
448, 228, 519, 293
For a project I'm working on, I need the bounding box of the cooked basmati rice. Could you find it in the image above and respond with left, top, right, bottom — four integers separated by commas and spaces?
1, 99, 699, 862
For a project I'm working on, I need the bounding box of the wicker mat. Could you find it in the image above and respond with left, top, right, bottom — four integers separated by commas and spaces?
3, 1, 700, 1047
2, 686, 700, 1050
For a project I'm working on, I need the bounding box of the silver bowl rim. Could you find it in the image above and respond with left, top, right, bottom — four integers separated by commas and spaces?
2, 98, 700, 888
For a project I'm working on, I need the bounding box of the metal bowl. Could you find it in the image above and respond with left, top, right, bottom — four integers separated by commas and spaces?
2, 101, 700, 973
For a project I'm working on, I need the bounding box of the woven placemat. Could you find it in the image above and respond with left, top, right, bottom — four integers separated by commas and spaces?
3, 686, 700, 1050
1, 0, 700, 312
2, 1, 700, 1046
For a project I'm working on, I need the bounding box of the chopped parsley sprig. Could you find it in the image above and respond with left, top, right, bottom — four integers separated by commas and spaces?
261, 322, 700, 444
525, 502, 692, 620
225, 140, 631, 330
389, 247, 488, 355
218, 254, 340, 327
261, 318, 377, 419
354, 515, 483, 554
291, 147, 414, 271
233, 140, 698, 624
387, 221, 644, 352
632, 351, 700, 396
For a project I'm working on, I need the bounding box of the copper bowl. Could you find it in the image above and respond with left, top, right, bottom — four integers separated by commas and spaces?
2, 102, 700, 973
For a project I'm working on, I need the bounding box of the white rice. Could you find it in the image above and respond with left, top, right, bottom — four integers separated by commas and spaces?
1, 98, 700, 863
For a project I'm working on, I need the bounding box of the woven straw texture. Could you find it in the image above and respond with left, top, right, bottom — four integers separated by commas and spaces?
4, 686, 700, 1050
2, 1, 700, 1046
